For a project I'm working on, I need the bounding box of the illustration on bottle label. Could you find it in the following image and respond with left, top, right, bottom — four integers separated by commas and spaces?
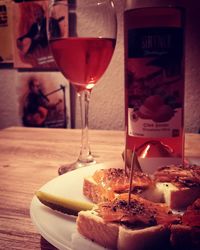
127, 27, 184, 138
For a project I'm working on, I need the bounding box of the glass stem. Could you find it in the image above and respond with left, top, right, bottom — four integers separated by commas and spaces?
77, 90, 94, 164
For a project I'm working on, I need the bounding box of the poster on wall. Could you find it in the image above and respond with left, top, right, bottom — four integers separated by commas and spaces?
12, 1, 57, 69
16, 71, 71, 128
0, 0, 13, 64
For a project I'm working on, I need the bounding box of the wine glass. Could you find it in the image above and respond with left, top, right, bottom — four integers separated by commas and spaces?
47, 0, 117, 174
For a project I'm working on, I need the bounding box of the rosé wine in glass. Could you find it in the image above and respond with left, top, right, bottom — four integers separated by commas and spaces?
50, 37, 116, 92
48, 0, 117, 174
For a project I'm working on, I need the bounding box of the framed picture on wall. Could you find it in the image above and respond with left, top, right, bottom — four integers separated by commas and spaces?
16, 71, 71, 128
0, 0, 13, 64
12, 1, 57, 69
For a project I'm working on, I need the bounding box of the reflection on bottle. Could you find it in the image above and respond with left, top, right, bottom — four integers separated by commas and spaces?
136, 140, 174, 158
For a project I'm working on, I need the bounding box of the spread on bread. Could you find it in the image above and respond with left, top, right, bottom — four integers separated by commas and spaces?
96, 193, 180, 227
93, 168, 152, 192
83, 167, 163, 204
154, 164, 200, 188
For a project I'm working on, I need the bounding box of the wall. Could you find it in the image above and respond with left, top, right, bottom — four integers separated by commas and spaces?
0, 0, 199, 132
0, 68, 21, 128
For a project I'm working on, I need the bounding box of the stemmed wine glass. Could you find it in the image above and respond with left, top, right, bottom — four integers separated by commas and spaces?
47, 0, 117, 174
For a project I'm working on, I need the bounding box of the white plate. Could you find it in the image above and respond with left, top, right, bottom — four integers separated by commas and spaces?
30, 161, 123, 250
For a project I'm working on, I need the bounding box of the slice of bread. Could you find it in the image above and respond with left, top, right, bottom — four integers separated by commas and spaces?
118, 223, 170, 250
77, 192, 180, 250
83, 175, 117, 204
170, 224, 200, 250
77, 210, 119, 249
154, 164, 200, 210
83, 169, 163, 204
77, 210, 170, 250
156, 182, 200, 210
170, 198, 200, 249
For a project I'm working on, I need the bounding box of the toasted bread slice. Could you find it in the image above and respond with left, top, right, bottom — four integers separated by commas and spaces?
77, 210, 119, 249
170, 224, 200, 250
83, 176, 104, 204
170, 198, 200, 249
118, 223, 170, 250
77, 193, 180, 250
154, 164, 200, 210
77, 210, 170, 250
83, 168, 163, 204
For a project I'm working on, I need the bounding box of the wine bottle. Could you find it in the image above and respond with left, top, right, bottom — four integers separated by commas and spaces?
124, 3, 185, 173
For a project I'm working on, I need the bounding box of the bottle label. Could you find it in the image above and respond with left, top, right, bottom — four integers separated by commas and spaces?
126, 27, 184, 138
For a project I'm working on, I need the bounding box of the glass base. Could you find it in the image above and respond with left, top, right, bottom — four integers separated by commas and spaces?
58, 159, 96, 175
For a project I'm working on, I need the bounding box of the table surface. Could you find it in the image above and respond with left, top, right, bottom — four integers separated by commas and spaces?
0, 126, 199, 250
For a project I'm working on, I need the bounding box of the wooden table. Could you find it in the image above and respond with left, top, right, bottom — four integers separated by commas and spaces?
0, 126, 199, 250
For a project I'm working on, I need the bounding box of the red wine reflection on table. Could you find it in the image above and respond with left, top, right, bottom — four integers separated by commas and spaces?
50, 37, 116, 92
